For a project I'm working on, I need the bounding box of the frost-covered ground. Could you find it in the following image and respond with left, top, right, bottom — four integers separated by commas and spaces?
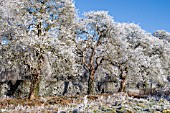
0, 93, 170, 113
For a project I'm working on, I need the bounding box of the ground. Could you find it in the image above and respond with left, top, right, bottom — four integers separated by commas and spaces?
0, 93, 170, 113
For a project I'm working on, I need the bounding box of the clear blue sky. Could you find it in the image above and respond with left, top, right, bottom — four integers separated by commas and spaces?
74, 0, 170, 33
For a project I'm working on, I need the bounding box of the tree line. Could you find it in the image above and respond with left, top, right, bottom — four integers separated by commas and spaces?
0, 0, 170, 99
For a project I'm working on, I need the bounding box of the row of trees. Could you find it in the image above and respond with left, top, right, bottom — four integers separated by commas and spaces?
0, 0, 170, 98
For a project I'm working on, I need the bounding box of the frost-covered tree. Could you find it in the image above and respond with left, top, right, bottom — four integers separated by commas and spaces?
76, 11, 128, 94
0, 0, 77, 99
153, 30, 170, 42
1, 0, 170, 98
117, 23, 170, 94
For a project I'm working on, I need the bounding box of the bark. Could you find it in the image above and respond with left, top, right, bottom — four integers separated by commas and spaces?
37, 22, 42, 37
119, 76, 126, 92
118, 67, 127, 92
87, 70, 95, 95
28, 53, 44, 99
28, 73, 40, 100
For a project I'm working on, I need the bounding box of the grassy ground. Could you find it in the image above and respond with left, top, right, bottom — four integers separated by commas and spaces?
0, 93, 170, 113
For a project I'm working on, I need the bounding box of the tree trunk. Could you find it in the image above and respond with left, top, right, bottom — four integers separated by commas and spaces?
28, 74, 40, 100
118, 70, 127, 92
87, 70, 95, 95
37, 22, 42, 37
119, 77, 126, 92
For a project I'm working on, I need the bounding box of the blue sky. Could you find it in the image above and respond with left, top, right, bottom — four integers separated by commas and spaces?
74, 0, 170, 33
